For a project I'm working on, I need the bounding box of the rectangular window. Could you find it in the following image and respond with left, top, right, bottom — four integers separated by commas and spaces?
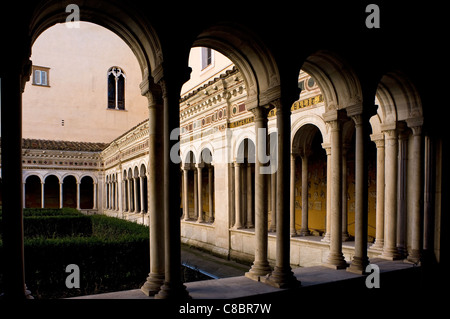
32, 66, 50, 87
201, 47, 213, 70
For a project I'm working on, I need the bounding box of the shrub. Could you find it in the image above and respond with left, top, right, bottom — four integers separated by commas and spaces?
0, 212, 150, 299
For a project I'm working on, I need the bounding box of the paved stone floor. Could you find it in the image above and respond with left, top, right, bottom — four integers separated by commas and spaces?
70, 246, 423, 300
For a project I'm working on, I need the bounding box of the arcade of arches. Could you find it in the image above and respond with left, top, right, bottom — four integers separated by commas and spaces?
0, 0, 446, 300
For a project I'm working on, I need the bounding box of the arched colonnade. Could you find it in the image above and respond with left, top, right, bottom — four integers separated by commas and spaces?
0, 0, 437, 300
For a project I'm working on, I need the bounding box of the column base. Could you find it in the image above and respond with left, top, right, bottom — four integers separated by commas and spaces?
369, 239, 384, 251
380, 247, 402, 260
154, 281, 191, 300
141, 273, 165, 296
299, 229, 310, 236
347, 256, 370, 274
321, 232, 331, 243
323, 253, 348, 269
406, 249, 421, 265
261, 266, 300, 289
342, 232, 351, 242
245, 262, 272, 282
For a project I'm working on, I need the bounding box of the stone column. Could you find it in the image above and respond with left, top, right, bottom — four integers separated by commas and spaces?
22, 182, 26, 209
117, 171, 122, 214
323, 111, 347, 269
406, 119, 423, 263
246, 163, 254, 228
127, 178, 132, 213
290, 154, 297, 236
193, 169, 198, 220
154, 68, 191, 299
321, 143, 332, 242
269, 171, 277, 232
246, 107, 271, 281
234, 162, 243, 228
140, 175, 145, 214
197, 164, 204, 223
348, 114, 369, 274
134, 176, 139, 213
106, 180, 110, 209
76, 182, 81, 210
41, 182, 45, 208
263, 101, 299, 288
342, 145, 350, 241
396, 127, 408, 258
300, 150, 310, 236
93, 182, 98, 210
381, 128, 401, 260
59, 182, 63, 209
422, 135, 434, 261
112, 179, 116, 210
141, 80, 165, 296
1, 54, 32, 299
208, 165, 214, 223
370, 135, 385, 250
183, 167, 190, 220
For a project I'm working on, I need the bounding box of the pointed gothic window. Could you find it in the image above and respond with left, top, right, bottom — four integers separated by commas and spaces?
107, 67, 126, 110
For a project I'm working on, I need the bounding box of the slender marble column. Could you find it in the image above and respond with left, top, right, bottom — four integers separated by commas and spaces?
371, 136, 385, 250
321, 144, 331, 242
396, 128, 408, 258
117, 172, 122, 214
183, 168, 190, 220
246, 107, 271, 280
246, 163, 254, 228
76, 182, 81, 210
197, 164, 204, 223
22, 182, 26, 209
342, 145, 350, 241
154, 71, 190, 299
141, 84, 165, 296
381, 128, 401, 260
324, 115, 347, 269
407, 122, 423, 263
300, 150, 310, 236
93, 182, 98, 210
1, 57, 31, 299
348, 114, 369, 273
208, 165, 214, 223
134, 177, 139, 213
269, 171, 277, 232
193, 170, 198, 220
140, 175, 145, 213
41, 182, 45, 208
59, 182, 63, 209
127, 179, 132, 212
234, 162, 243, 228
290, 154, 297, 236
262, 103, 299, 288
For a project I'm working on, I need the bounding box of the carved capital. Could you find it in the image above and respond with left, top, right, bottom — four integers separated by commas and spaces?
250, 106, 269, 121
406, 116, 423, 136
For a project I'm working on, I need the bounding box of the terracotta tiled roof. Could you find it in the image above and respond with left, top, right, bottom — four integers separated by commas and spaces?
20, 138, 108, 152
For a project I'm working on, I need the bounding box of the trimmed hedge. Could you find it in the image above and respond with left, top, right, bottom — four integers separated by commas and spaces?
0, 208, 92, 238
0, 207, 82, 217
0, 212, 150, 299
